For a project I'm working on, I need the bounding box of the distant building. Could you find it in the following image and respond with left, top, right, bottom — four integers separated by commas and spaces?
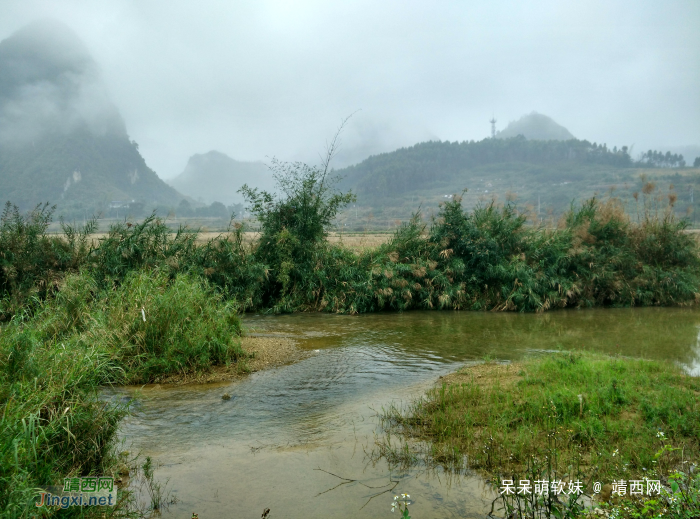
109, 200, 135, 209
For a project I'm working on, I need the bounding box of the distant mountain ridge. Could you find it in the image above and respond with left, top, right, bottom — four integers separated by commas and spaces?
168, 151, 273, 205
331, 118, 700, 229
336, 134, 632, 201
0, 19, 183, 216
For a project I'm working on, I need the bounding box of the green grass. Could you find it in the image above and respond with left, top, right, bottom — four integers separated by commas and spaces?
379, 352, 700, 518
0, 271, 247, 517
28, 270, 248, 383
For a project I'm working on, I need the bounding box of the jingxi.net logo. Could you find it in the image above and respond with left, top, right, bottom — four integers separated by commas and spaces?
35, 477, 117, 509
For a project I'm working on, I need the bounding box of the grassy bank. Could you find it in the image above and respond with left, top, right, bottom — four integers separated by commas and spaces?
379, 352, 700, 518
0, 270, 247, 517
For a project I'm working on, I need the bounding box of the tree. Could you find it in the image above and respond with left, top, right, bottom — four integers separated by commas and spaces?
208, 201, 229, 219
241, 116, 356, 249
239, 117, 356, 303
694, 157, 700, 168
177, 199, 193, 217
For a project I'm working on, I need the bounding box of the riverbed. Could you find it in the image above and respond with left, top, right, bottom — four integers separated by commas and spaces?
114, 307, 700, 518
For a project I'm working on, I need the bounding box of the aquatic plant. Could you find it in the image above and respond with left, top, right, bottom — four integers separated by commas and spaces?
391, 493, 411, 518
141, 456, 162, 512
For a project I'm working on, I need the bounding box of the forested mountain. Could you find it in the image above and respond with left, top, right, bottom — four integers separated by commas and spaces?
333, 135, 698, 229
168, 151, 273, 205
337, 135, 633, 200
0, 20, 183, 217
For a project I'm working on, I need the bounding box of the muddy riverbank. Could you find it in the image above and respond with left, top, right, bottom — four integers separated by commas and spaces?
154, 335, 304, 385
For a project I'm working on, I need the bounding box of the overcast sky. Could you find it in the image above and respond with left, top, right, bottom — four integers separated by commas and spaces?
2, 0, 699, 178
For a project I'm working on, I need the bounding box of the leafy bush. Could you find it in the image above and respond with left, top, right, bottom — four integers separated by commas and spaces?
96, 270, 246, 383
0, 202, 93, 320
8, 269, 247, 384
186, 222, 266, 310
240, 157, 355, 307
3, 186, 699, 319
86, 213, 198, 289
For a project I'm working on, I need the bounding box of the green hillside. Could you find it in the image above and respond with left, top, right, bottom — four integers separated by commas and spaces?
0, 128, 182, 215
334, 137, 699, 228
0, 20, 183, 218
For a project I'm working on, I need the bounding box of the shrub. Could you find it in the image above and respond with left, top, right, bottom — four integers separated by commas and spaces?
0, 202, 94, 321
95, 270, 246, 383
86, 213, 198, 289
240, 156, 355, 307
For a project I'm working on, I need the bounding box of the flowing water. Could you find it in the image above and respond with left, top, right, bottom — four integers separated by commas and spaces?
114, 308, 700, 518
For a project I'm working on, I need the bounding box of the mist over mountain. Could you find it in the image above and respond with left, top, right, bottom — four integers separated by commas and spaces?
168, 151, 273, 205
496, 112, 575, 141
0, 19, 182, 214
0, 19, 125, 143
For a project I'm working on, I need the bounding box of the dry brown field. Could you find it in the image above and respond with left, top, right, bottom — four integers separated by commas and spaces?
55, 227, 700, 251
194, 231, 391, 251
52, 231, 393, 252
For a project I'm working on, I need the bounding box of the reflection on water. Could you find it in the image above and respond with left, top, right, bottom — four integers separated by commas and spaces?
114, 308, 700, 518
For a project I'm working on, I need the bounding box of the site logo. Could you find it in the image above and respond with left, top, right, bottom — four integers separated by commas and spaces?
499, 478, 662, 496
35, 477, 117, 509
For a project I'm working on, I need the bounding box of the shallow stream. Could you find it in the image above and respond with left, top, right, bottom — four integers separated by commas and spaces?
115, 308, 700, 518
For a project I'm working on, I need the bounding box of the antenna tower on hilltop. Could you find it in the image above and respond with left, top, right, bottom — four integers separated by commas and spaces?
489, 116, 497, 138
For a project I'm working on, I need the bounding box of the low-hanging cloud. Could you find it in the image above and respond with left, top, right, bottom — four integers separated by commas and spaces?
0, 18, 125, 146
0, 1, 698, 175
